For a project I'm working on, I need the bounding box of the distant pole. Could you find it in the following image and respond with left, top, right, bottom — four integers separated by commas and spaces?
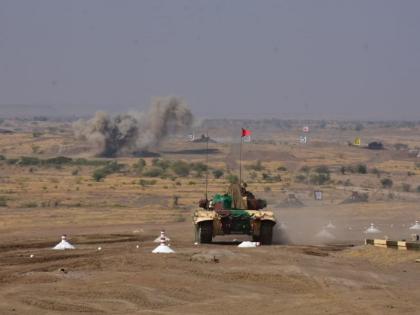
239, 135, 243, 184
205, 131, 209, 203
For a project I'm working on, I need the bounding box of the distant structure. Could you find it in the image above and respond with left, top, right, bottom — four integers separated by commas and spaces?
368, 142, 384, 150
192, 134, 217, 143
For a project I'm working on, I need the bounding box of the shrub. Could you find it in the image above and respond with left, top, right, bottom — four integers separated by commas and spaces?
295, 174, 307, 183
212, 169, 224, 179
19, 157, 41, 166
309, 173, 330, 185
416, 185, 420, 193
71, 169, 79, 176
226, 174, 239, 184
139, 179, 157, 187
356, 164, 367, 174
264, 186, 272, 192
152, 158, 170, 170
246, 160, 264, 171
93, 169, 107, 182
32, 131, 43, 138
381, 178, 393, 188
314, 165, 330, 175
22, 201, 38, 208
45, 156, 73, 165
340, 166, 346, 175
191, 162, 208, 173
371, 168, 381, 177
0, 155, 5, 161
0, 196, 7, 207
143, 167, 164, 177
171, 160, 190, 177
277, 166, 287, 171
133, 158, 146, 173
401, 183, 411, 192
300, 166, 310, 173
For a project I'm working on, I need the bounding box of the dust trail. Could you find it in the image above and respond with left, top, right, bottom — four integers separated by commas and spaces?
73, 96, 194, 156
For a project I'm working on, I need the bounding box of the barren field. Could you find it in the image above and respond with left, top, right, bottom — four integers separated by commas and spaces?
0, 119, 419, 314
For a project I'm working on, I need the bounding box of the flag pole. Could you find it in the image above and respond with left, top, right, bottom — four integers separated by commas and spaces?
239, 133, 243, 185
205, 131, 209, 203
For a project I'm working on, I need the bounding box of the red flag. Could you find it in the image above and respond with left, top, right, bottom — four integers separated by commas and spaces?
241, 128, 252, 137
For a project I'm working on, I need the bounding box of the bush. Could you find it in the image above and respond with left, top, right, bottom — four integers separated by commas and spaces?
139, 179, 157, 187
19, 157, 41, 166
300, 166, 310, 173
371, 168, 381, 177
0, 196, 7, 207
246, 160, 264, 171
212, 169, 224, 179
295, 174, 307, 183
0, 155, 5, 161
381, 178, 393, 188
134, 158, 146, 172
22, 201, 38, 208
171, 160, 190, 177
191, 162, 208, 173
264, 186, 272, 192
401, 183, 411, 192
152, 158, 170, 170
93, 169, 107, 182
416, 185, 420, 193
310, 173, 330, 185
314, 165, 330, 175
142, 167, 165, 177
226, 174, 239, 184
356, 164, 367, 174
45, 156, 73, 165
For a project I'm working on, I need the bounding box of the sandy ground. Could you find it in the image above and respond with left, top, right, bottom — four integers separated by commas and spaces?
0, 219, 419, 315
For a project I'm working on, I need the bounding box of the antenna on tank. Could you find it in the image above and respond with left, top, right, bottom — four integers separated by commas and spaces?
205, 130, 209, 205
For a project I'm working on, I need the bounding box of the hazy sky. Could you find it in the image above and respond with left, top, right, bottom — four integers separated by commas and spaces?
1, 0, 420, 119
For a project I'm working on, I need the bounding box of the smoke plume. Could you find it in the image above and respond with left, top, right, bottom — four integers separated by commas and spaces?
74, 96, 194, 156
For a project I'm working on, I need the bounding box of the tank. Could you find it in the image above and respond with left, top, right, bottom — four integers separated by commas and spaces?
193, 183, 276, 245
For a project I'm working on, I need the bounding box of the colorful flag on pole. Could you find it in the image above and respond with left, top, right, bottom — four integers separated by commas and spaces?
241, 128, 252, 137
302, 126, 309, 133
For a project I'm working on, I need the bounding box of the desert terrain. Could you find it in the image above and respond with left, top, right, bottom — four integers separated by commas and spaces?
0, 118, 419, 314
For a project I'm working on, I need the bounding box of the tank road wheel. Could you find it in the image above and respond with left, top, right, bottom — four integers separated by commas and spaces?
198, 221, 213, 244
260, 221, 274, 245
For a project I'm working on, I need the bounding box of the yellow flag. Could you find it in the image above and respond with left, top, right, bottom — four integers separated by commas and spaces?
354, 137, 361, 146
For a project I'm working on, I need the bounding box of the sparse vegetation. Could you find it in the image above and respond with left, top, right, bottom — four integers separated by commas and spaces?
212, 169, 224, 179
245, 160, 264, 171
381, 178, 393, 188
226, 174, 239, 184
401, 183, 411, 192
171, 160, 190, 177
0, 196, 7, 207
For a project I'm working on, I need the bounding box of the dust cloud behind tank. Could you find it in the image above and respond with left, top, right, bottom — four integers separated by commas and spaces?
73, 96, 194, 157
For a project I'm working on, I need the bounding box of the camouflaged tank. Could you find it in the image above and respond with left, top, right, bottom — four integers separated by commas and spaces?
193, 183, 276, 245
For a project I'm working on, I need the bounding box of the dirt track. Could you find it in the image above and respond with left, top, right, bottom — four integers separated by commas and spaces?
0, 222, 419, 315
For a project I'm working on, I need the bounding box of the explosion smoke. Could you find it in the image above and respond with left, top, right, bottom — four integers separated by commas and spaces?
74, 96, 193, 156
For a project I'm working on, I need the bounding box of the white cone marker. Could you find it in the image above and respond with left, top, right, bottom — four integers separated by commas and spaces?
53, 235, 75, 250
152, 230, 175, 254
